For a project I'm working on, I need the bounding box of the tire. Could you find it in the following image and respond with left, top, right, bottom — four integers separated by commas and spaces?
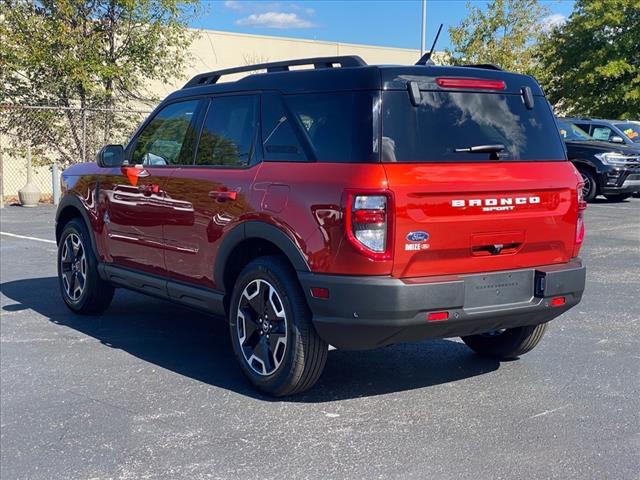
604, 193, 631, 202
461, 323, 548, 360
229, 256, 328, 396
57, 218, 115, 314
577, 168, 597, 202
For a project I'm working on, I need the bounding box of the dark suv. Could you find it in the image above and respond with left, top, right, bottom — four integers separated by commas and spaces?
56, 56, 586, 396
556, 118, 640, 202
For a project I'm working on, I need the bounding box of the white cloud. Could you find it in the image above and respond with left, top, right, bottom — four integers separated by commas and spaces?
223, 0, 240, 10
235, 11, 315, 29
289, 3, 315, 15
541, 13, 567, 32
223, 1, 244, 10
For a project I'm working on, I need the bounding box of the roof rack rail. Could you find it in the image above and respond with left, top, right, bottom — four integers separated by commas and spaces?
465, 64, 503, 71
183, 55, 367, 89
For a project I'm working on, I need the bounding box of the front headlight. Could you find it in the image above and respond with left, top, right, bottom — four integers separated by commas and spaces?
595, 152, 634, 165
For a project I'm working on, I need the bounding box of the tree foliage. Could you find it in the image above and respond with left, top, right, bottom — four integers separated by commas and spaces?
0, 0, 199, 108
536, 0, 640, 118
0, 0, 199, 165
447, 0, 549, 74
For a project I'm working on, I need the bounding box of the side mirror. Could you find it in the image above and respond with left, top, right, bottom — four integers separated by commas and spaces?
610, 135, 625, 144
97, 144, 124, 168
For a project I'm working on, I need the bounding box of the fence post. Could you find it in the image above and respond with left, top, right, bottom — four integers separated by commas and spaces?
52, 163, 60, 206
81, 108, 87, 163
0, 139, 4, 209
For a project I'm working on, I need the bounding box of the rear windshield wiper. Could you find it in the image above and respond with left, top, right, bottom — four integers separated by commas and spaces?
454, 144, 505, 153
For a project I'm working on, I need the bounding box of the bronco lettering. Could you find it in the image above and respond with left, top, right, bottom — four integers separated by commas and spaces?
452, 196, 541, 210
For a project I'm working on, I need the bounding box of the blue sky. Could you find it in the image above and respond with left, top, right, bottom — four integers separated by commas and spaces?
192, 0, 576, 51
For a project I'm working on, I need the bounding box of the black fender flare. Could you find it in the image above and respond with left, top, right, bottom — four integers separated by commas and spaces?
55, 195, 100, 255
214, 221, 311, 291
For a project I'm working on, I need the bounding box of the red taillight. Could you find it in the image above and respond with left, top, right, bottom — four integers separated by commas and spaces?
550, 296, 566, 307
427, 311, 449, 322
573, 182, 586, 256
344, 192, 393, 260
353, 209, 386, 224
436, 77, 506, 90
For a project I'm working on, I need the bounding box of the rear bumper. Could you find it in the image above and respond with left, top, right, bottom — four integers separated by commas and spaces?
298, 259, 586, 350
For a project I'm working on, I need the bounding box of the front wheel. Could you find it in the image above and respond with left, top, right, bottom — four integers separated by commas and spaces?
578, 169, 597, 202
461, 323, 547, 360
604, 193, 631, 202
229, 256, 328, 396
58, 218, 114, 314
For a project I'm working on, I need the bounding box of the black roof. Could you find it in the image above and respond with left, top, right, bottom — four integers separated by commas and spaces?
165, 55, 543, 102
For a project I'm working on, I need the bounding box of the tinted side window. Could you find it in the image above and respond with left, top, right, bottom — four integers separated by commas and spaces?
285, 92, 377, 163
261, 93, 307, 162
591, 125, 614, 141
196, 95, 258, 167
131, 100, 199, 166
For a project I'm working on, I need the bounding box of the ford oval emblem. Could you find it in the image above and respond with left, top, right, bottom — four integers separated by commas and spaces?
406, 231, 429, 242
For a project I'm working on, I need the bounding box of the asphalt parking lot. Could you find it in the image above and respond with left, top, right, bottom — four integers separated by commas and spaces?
1, 199, 639, 480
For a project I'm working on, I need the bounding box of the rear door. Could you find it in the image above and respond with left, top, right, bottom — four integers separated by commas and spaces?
381, 84, 580, 278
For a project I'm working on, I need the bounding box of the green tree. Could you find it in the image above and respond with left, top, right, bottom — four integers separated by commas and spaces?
447, 0, 549, 75
0, 0, 199, 164
536, 0, 640, 119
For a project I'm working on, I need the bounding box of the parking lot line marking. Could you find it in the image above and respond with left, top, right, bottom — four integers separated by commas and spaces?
0, 232, 56, 244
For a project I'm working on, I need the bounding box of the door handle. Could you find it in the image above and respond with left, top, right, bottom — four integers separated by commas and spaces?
208, 190, 238, 202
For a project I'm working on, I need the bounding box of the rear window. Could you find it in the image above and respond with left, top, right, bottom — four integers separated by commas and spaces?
382, 91, 566, 162
557, 119, 592, 141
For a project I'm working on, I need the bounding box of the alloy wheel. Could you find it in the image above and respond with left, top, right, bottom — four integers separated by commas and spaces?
580, 172, 592, 199
236, 279, 288, 376
60, 233, 87, 302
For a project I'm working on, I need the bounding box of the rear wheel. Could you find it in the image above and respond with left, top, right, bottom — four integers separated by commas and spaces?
229, 256, 328, 396
577, 168, 597, 202
604, 193, 631, 202
461, 323, 547, 359
57, 218, 114, 314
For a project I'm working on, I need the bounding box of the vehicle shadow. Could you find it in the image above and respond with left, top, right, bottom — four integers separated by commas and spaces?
1, 277, 500, 403
589, 197, 630, 204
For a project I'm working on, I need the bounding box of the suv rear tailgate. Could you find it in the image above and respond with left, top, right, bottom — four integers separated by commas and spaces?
384, 161, 580, 278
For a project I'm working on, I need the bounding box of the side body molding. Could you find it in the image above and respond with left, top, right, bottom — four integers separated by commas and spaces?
214, 221, 311, 291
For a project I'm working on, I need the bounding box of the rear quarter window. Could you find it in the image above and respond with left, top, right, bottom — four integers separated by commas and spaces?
382, 90, 566, 162
284, 92, 378, 163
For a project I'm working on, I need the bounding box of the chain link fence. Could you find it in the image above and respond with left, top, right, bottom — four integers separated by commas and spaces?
0, 105, 151, 206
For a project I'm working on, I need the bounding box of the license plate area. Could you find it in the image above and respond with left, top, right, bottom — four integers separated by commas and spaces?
463, 270, 534, 308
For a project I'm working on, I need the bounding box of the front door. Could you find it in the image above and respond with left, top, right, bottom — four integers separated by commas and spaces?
103, 99, 202, 276
163, 94, 261, 289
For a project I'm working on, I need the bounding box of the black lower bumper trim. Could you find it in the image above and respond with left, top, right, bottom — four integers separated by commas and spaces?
298, 259, 586, 350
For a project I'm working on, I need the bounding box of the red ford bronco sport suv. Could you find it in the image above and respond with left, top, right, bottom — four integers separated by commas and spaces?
56, 56, 587, 396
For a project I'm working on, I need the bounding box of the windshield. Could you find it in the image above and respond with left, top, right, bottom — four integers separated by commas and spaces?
556, 119, 592, 141
614, 123, 640, 143
382, 90, 566, 162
